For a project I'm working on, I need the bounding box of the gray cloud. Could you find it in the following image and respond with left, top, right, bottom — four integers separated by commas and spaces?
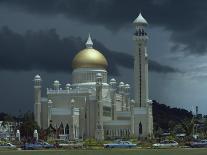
149, 60, 181, 74
0, 26, 179, 74
0, 0, 206, 55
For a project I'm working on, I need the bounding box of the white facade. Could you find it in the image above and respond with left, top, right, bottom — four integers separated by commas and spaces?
34, 13, 153, 140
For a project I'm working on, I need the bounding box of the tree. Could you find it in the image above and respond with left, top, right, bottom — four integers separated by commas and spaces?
152, 100, 193, 132
180, 118, 194, 137
19, 111, 40, 142
168, 120, 176, 134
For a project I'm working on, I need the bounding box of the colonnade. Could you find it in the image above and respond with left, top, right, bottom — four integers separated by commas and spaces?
104, 128, 131, 138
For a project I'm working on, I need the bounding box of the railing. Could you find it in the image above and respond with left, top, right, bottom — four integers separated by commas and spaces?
47, 89, 91, 94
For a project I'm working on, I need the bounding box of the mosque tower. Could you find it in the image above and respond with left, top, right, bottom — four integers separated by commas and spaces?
34, 74, 42, 127
133, 13, 149, 107
132, 13, 153, 138
95, 73, 104, 141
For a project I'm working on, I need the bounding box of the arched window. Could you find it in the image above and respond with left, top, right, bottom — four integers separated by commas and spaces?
74, 125, 77, 138
59, 122, 64, 134
106, 129, 109, 136
139, 122, 142, 135
65, 124, 69, 135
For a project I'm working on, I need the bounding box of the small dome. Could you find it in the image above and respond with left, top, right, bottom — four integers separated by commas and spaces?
34, 74, 41, 80
66, 83, 71, 87
119, 82, 124, 86
125, 84, 130, 88
96, 73, 102, 77
48, 100, 53, 104
130, 99, 135, 104
54, 80, 60, 84
110, 78, 116, 82
133, 13, 148, 26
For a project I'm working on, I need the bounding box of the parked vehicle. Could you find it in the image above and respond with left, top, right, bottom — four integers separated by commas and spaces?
21, 143, 43, 150
190, 140, 207, 148
104, 141, 137, 148
0, 143, 16, 149
21, 141, 55, 150
152, 140, 178, 148
41, 142, 54, 148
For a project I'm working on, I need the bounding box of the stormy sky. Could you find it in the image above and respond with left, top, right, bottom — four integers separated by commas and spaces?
0, 0, 206, 115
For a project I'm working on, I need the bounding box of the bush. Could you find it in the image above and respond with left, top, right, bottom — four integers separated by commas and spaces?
84, 138, 112, 148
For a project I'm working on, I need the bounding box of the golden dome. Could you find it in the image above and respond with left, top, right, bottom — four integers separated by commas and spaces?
72, 48, 108, 69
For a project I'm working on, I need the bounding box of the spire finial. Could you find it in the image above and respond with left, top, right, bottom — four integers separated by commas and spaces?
85, 33, 93, 48
133, 12, 148, 26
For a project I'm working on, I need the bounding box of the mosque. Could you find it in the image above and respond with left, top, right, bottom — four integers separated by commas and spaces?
34, 13, 153, 140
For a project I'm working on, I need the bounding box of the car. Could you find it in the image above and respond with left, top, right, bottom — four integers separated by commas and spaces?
190, 140, 207, 148
21, 141, 55, 150
21, 143, 43, 150
0, 143, 16, 149
41, 142, 54, 148
152, 140, 178, 148
104, 140, 137, 148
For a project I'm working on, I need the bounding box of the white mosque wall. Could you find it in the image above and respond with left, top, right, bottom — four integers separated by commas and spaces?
72, 68, 107, 84
41, 98, 49, 129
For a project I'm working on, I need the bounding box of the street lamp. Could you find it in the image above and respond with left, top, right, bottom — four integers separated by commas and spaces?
16, 130, 20, 141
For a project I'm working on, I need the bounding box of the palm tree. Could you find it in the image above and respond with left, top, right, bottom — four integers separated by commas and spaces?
19, 111, 40, 141
180, 118, 194, 137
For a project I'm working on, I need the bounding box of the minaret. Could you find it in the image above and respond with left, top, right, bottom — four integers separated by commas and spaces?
95, 73, 104, 141
34, 75, 42, 127
132, 13, 153, 138
124, 84, 130, 111
110, 78, 117, 120
133, 13, 149, 107
118, 82, 125, 111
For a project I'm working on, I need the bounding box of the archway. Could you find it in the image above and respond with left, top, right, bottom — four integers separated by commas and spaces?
59, 122, 64, 134
139, 122, 142, 135
65, 124, 69, 135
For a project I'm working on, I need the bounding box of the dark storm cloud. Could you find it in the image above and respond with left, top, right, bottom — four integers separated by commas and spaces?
94, 41, 181, 74
148, 60, 180, 74
0, 0, 206, 55
0, 26, 178, 74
